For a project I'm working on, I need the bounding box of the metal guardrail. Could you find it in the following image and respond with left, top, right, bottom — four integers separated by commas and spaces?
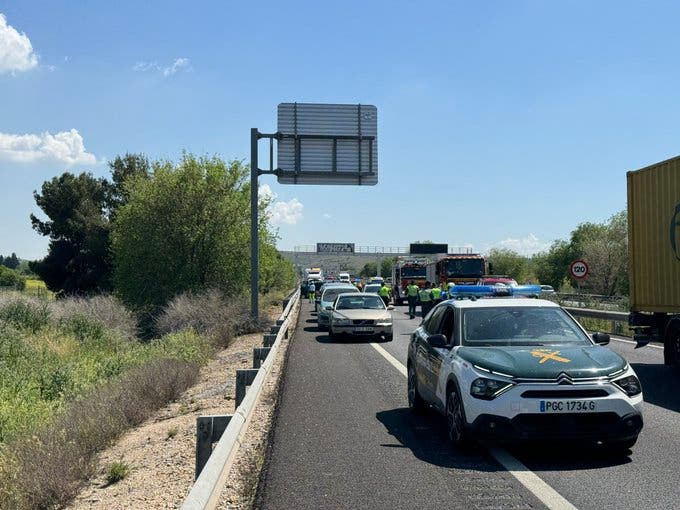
181, 289, 300, 510
564, 307, 628, 322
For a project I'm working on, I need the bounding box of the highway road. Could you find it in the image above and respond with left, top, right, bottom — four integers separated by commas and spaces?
256, 300, 680, 510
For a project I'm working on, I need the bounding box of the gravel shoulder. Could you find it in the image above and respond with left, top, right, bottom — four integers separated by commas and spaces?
67, 301, 298, 510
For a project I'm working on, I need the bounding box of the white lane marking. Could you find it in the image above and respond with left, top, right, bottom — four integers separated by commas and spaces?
610, 336, 664, 350
370, 342, 407, 376
369, 342, 578, 510
488, 447, 577, 510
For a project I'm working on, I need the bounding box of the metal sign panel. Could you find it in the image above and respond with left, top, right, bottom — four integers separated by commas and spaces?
410, 243, 449, 255
317, 242, 356, 254
277, 103, 378, 185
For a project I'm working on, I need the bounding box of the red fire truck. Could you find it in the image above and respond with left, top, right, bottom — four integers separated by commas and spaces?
425, 254, 487, 286
392, 257, 429, 305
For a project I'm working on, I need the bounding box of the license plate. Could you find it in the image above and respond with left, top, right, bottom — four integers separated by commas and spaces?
355, 327, 374, 333
540, 400, 596, 413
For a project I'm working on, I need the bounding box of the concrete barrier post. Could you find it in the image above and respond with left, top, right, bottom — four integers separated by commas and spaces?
263, 333, 277, 347
195, 415, 232, 479
253, 347, 272, 369
235, 369, 259, 407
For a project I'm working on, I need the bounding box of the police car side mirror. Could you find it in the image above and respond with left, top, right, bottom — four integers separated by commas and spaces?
427, 334, 448, 348
592, 332, 610, 345
387, 305, 395, 310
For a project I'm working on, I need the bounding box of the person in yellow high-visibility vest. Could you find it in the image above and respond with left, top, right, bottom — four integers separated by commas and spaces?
431, 283, 442, 306
379, 283, 391, 307
406, 280, 420, 319
419, 282, 434, 318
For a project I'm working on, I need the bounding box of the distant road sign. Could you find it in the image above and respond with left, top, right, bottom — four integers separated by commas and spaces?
317, 243, 355, 254
277, 103, 378, 185
569, 260, 589, 279
410, 243, 448, 255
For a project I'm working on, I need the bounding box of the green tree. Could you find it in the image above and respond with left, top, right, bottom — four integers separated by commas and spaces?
0, 265, 26, 289
29, 155, 150, 294
381, 258, 393, 278
579, 211, 628, 295
359, 262, 377, 278
531, 240, 574, 290
112, 154, 285, 313
487, 248, 532, 282
30, 173, 112, 293
2, 253, 20, 270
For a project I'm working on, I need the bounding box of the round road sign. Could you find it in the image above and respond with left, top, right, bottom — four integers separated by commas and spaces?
569, 260, 589, 279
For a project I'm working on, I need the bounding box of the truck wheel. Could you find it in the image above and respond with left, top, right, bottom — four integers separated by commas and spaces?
665, 322, 680, 366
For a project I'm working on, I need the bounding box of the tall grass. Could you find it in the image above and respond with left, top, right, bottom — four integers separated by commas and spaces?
155, 289, 266, 347
0, 290, 261, 509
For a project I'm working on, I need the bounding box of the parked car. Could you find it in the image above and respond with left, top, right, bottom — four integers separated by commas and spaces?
363, 284, 382, 294
317, 285, 359, 330
407, 290, 643, 452
328, 293, 394, 341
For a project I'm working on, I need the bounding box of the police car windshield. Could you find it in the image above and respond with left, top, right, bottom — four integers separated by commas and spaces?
461, 307, 591, 347
336, 295, 385, 310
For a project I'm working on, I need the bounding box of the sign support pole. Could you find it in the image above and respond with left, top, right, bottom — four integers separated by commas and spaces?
250, 128, 259, 320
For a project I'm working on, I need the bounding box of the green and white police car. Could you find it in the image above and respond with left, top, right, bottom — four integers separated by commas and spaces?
407, 285, 643, 453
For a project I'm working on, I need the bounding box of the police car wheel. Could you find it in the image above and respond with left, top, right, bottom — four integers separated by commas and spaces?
407, 365, 426, 413
446, 386, 469, 447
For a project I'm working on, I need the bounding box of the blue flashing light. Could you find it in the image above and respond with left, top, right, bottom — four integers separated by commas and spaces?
448, 284, 541, 298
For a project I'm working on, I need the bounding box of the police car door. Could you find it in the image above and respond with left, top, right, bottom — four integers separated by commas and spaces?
415, 305, 446, 401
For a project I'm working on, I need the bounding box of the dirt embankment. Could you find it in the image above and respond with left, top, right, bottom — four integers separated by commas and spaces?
67, 301, 297, 510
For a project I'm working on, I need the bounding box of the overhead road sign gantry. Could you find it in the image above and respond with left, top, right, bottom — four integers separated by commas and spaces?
250, 103, 379, 318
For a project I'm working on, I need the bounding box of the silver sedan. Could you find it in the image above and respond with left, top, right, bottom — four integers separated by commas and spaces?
328, 293, 393, 341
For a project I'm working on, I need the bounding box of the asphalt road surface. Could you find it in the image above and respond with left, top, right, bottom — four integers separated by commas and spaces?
256, 301, 680, 510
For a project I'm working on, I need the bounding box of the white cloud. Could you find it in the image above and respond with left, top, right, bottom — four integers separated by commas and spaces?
133, 57, 191, 77
0, 129, 97, 166
495, 233, 550, 256
0, 13, 38, 74
258, 184, 304, 226
322, 213, 332, 220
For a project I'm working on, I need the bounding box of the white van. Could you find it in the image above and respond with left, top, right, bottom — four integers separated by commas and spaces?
338, 272, 351, 283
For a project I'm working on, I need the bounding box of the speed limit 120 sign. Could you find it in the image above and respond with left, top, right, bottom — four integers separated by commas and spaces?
570, 260, 589, 279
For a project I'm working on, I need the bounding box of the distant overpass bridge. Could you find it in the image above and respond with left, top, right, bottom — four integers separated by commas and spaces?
280, 245, 474, 276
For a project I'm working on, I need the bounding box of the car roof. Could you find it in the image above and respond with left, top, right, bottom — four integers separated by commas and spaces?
336, 292, 378, 298
321, 285, 357, 294
445, 297, 561, 309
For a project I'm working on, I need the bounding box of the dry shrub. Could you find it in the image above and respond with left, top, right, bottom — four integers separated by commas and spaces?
51, 295, 138, 339
155, 289, 266, 347
2, 358, 198, 510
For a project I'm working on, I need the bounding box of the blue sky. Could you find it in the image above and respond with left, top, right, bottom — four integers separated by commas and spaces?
2, 1, 680, 260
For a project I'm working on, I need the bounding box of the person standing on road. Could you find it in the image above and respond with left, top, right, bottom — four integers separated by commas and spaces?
406, 280, 420, 319
308, 285, 315, 304
379, 283, 391, 306
431, 283, 442, 306
419, 282, 434, 318
439, 282, 448, 301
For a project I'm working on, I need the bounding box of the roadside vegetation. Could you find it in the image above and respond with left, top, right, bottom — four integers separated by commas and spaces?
0, 152, 295, 509
486, 211, 628, 297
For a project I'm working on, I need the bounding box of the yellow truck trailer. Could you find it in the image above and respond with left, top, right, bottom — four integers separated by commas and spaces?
628, 155, 680, 365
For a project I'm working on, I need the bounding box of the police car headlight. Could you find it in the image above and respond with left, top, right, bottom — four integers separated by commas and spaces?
375, 321, 392, 326
614, 375, 642, 397
333, 318, 351, 326
470, 378, 513, 400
